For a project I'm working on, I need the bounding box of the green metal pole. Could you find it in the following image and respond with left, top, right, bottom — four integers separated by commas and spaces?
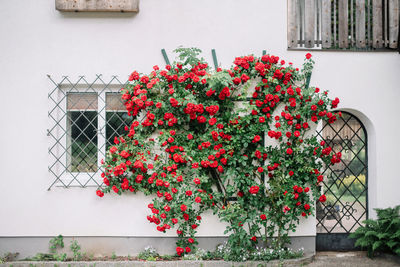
211, 49, 218, 70
161, 49, 171, 65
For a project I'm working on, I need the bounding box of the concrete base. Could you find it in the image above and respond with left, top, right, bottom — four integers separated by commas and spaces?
0, 236, 315, 260
0, 254, 315, 267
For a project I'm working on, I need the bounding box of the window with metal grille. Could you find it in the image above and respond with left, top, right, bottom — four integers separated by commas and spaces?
47, 75, 132, 189
287, 0, 400, 50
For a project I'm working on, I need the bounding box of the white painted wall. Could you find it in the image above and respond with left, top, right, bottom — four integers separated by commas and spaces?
0, 0, 399, 239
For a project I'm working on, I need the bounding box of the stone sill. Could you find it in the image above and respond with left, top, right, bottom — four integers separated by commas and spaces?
0, 254, 314, 267
56, 0, 139, 12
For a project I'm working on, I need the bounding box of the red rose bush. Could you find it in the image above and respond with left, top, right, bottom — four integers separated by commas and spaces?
97, 48, 341, 259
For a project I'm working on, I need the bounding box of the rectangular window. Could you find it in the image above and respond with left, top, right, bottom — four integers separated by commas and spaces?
48, 75, 129, 189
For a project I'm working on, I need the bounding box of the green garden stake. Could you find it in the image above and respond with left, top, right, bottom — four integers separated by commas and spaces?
212, 49, 218, 70
161, 49, 171, 65
305, 73, 312, 89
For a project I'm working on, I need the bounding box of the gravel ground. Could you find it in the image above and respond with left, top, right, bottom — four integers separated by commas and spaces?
307, 251, 400, 267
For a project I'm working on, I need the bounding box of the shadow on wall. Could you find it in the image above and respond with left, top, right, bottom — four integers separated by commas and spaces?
57, 11, 137, 19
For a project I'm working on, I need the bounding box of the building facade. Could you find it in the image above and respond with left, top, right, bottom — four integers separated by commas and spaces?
0, 0, 399, 258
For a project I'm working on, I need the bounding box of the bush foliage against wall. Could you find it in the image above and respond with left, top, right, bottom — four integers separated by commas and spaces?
96, 48, 341, 259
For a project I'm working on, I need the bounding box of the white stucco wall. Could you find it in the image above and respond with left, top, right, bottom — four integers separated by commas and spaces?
0, 0, 399, 239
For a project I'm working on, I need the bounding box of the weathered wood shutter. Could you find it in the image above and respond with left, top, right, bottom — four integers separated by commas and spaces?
287, 0, 400, 50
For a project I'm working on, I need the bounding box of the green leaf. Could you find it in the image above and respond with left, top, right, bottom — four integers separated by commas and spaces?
365, 231, 378, 237
387, 240, 397, 249
372, 241, 383, 251
377, 232, 390, 240
394, 247, 400, 256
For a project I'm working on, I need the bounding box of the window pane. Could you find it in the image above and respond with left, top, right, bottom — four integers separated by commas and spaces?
67, 92, 98, 173
67, 93, 98, 111
106, 93, 133, 149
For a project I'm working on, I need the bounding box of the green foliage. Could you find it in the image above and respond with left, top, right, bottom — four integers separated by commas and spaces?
49, 235, 64, 253
111, 251, 117, 260
137, 246, 159, 261
184, 242, 303, 262
29, 253, 65, 262
69, 240, 83, 261
182, 248, 208, 260
350, 205, 400, 257
160, 254, 174, 260
0, 253, 18, 263
173, 47, 205, 69
24, 235, 67, 262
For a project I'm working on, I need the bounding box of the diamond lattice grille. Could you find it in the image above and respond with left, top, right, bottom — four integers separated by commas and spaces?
316, 112, 368, 233
47, 75, 130, 189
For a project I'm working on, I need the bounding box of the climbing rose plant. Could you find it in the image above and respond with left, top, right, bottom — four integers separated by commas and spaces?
97, 48, 341, 258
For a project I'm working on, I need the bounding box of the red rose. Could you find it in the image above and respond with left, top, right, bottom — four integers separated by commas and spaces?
304, 204, 310, 210
180, 204, 187, 212
197, 116, 206, 123
217, 165, 224, 173
233, 77, 241, 85
289, 171, 294, 176
251, 236, 257, 242
297, 187, 303, 193
187, 134, 193, 140
195, 197, 202, 203
252, 135, 261, 143
96, 190, 104, 197
185, 190, 192, 196
176, 247, 184, 256
185, 247, 191, 253
109, 146, 118, 154
191, 224, 197, 229
305, 53, 312, 59
183, 213, 189, 221
249, 185, 259, 194
172, 218, 178, 224
188, 238, 194, 243
129, 71, 139, 81
112, 185, 119, 193
193, 178, 201, 184
319, 195, 327, 202
260, 214, 266, 220
209, 117, 217, 125
286, 148, 293, 155
257, 167, 264, 173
